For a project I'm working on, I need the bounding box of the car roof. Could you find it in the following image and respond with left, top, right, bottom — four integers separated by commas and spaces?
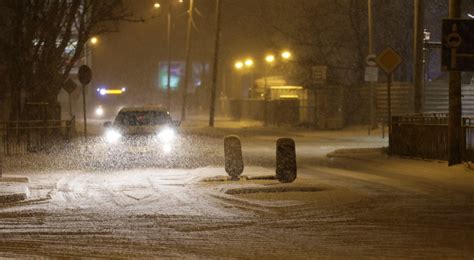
119, 106, 169, 113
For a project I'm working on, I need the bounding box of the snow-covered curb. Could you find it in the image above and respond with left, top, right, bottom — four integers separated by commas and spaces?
0, 184, 29, 204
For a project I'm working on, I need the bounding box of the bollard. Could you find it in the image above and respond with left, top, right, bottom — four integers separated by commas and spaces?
276, 138, 297, 183
224, 135, 244, 180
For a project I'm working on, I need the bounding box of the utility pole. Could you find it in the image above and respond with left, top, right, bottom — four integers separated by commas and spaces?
448, 0, 462, 166
181, 0, 195, 121
166, 2, 172, 111
368, 0, 377, 132
414, 0, 424, 113
209, 0, 223, 127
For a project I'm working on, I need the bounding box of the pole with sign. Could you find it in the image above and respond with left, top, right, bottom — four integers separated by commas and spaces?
375, 47, 403, 146
78, 65, 92, 142
365, 54, 379, 135
63, 79, 78, 119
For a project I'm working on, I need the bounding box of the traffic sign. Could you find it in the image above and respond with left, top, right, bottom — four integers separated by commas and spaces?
442, 19, 474, 71
63, 79, 78, 94
375, 47, 403, 74
365, 67, 379, 82
312, 65, 327, 85
78, 65, 92, 85
366, 54, 377, 67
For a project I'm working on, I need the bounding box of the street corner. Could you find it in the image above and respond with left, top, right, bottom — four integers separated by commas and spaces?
0, 183, 30, 205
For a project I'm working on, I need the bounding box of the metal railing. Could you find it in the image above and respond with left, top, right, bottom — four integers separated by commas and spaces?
390, 114, 474, 161
0, 117, 75, 155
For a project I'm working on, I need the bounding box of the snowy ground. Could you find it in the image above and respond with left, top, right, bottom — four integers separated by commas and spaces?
1, 120, 473, 258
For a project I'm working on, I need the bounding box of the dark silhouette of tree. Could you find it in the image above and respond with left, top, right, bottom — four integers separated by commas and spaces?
0, 0, 137, 120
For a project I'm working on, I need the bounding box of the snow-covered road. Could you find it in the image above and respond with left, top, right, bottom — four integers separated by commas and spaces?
1, 127, 473, 258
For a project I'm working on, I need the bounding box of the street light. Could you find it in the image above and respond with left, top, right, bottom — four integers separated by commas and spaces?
235, 61, 244, 70
245, 58, 254, 67
281, 50, 292, 60
154, 2, 161, 8
265, 54, 275, 64
90, 37, 98, 45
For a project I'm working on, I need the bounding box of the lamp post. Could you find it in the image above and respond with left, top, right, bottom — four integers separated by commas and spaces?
264, 54, 275, 126
154, 1, 183, 111
181, 0, 195, 121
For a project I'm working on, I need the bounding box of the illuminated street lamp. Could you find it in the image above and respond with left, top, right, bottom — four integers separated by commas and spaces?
154, 2, 161, 8
265, 54, 275, 64
245, 58, 254, 67
90, 37, 98, 45
281, 50, 292, 60
235, 61, 244, 70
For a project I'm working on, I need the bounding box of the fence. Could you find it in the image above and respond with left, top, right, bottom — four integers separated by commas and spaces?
390, 114, 474, 161
0, 117, 75, 155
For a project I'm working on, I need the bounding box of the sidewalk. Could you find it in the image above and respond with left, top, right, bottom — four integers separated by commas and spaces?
0, 177, 29, 204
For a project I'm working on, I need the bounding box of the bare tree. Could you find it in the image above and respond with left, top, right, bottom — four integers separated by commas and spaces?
0, 0, 137, 120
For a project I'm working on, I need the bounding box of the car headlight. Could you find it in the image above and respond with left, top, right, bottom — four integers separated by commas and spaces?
105, 129, 122, 144
157, 127, 176, 143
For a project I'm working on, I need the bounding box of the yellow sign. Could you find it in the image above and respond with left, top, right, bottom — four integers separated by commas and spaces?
375, 47, 403, 74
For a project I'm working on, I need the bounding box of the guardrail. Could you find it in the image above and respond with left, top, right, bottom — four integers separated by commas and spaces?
0, 117, 75, 155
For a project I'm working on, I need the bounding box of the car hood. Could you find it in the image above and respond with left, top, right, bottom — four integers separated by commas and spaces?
118, 125, 165, 136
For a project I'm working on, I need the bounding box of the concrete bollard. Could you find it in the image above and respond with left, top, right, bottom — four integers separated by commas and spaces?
276, 138, 297, 183
224, 135, 244, 180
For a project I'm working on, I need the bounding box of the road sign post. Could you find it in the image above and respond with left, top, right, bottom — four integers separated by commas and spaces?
63, 79, 78, 119
442, 2, 465, 165
78, 65, 92, 142
364, 56, 379, 136
375, 48, 403, 146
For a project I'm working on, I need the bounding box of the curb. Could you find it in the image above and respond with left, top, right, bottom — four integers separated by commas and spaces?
0, 184, 30, 204
0, 192, 29, 204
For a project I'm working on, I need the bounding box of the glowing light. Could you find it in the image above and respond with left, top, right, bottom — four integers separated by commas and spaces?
271, 86, 303, 90
178, 0, 183, 3
154, 2, 161, 8
235, 61, 244, 70
121, 87, 126, 92
245, 58, 254, 67
281, 50, 292, 60
280, 94, 299, 99
95, 106, 104, 117
90, 37, 98, 45
469, 14, 474, 19
105, 129, 121, 144
265, 54, 275, 63
158, 127, 176, 143
100, 89, 107, 96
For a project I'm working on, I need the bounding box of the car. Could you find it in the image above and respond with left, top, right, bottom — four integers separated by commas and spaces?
102, 106, 180, 154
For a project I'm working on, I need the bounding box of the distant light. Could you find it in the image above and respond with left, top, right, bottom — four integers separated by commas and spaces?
235, 61, 244, 70
178, 0, 184, 3
281, 51, 292, 60
105, 89, 124, 95
100, 88, 107, 96
265, 54, 275, 63
244, 58, 254, 67
469, 14, 474, 19
154, 2, 161, 8
95, 106, 104, 117
97, 88, 100, 92
90, 37, 98, 45
121, 87, 126, 92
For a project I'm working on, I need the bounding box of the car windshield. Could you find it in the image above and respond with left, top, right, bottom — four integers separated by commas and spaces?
114, 110, 171, 126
